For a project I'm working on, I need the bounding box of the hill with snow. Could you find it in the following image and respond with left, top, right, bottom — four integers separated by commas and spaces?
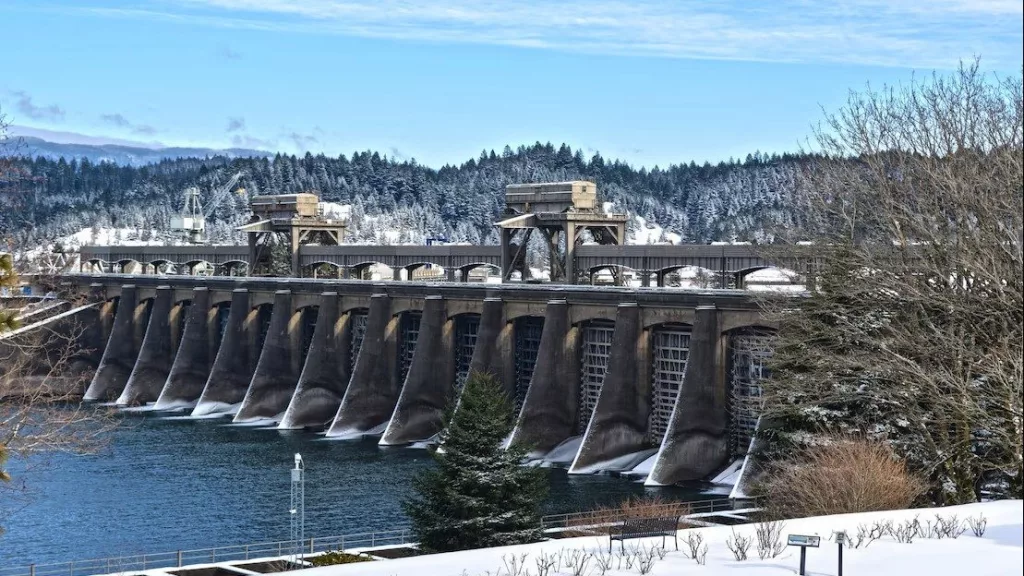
7, 132, 269, 167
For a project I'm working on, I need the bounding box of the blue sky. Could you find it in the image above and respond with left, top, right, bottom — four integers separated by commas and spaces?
1, 0, 1021, 168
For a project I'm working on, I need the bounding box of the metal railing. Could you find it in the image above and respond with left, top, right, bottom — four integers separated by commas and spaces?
7, 498, 756, 576
1, 527, 413, 576
539, 497, 741, 530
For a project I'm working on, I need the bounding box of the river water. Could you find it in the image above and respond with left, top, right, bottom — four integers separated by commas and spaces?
0, 412, 723, 567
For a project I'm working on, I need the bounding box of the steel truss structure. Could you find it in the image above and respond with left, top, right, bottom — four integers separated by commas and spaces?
649, 325, 691, 444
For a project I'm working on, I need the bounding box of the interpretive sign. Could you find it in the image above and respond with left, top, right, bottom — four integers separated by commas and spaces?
788, 534, 820, 575
787, 534, 821, 548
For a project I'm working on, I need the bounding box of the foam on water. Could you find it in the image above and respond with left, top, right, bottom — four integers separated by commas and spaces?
191, 401, 240, 417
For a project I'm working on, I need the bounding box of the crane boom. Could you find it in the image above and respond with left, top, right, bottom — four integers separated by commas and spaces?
203, 171, 245, 218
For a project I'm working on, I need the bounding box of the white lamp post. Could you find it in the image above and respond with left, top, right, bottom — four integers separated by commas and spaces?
290, 453, 305, 564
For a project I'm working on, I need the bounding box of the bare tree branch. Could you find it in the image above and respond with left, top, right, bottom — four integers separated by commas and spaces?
760, 61, 1023, 504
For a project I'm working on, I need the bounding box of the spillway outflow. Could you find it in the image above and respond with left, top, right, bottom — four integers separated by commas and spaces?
155, 288, 213, 410
327, 294, 398, 438
191, 289, 256, 418
279, 294, 350, 430
380, 297, 452, 446
84, 285, 144, 402
116, 286, 175, 406
234, 291, 306, 423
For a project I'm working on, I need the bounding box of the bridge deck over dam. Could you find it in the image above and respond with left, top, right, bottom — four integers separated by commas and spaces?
78, 243, 821, 286
44, 273, 782, 486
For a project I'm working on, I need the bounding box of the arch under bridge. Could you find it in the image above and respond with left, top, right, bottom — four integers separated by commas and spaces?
79, 243, 819, 287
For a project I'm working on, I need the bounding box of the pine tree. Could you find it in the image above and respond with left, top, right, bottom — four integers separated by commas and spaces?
404, 372, 548, 552
0, 253, 18, 332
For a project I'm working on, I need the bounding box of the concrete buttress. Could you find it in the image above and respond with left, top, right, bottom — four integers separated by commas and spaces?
326, 294, 396, 437
154, 287, 211, 409
645, 305, 728, 485
279, 292, 349, 430
569, 302, 649, 473
379, 296, 453, 445
192, 289, 254, 416
84, 285, 143, 401
467, 297, 509, 394
116, 286, 174, 406
508, 299, 577, 454
234, 290, 299, 422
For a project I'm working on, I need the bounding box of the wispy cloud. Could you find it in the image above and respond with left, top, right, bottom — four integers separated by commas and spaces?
217, 43, 243, 59
77, 0, 1022, 69
231, 134, 276, 149
99, 113, 131, 128
100, 112, 157, 135
10, 90, 65, 121
226, 116, 246, 132
289, 131, 318, 151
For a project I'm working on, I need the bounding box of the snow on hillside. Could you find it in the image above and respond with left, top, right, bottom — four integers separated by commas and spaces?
296, 501, 1023, 576
628, 215, 683, 245
319, 202, 352, 220
57, 226, 181, 248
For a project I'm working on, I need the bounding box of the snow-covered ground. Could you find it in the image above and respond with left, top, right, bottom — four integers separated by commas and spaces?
58, 226, 173, 248
292, 501, 1022, 576
628, 215, 683, 246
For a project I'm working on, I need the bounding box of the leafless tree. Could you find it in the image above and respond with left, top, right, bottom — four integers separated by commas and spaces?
1, 112, 118, 532
761, 61, 1023, 503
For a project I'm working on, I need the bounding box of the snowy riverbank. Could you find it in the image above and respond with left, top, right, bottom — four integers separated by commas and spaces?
294, 500, 1022, 576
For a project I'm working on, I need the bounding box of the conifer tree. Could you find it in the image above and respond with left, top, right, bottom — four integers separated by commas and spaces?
0, 253, 18, 333
404, 372, 548, 552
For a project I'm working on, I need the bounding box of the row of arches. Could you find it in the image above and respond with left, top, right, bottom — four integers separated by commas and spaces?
303, 260, 502, 282
586, 264, 804, 289
82, 258, 249, 277
80, 256, 803, 292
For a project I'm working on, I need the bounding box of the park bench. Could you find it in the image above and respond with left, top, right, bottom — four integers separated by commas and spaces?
608, 516, 680, 552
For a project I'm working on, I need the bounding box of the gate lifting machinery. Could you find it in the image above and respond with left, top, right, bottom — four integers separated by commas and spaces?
170, 171, 246, 243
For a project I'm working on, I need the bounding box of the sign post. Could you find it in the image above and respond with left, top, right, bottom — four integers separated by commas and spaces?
787, 534, 821, 575
835, 531, 847, 576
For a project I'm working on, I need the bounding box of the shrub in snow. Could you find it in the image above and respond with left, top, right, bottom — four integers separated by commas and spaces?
967, 514, 988, 537
534, 551, 556, 576
695, 542, 709, 565
755, 520, 787, 559
563, 548, 591, 576
758, 439, 925, 519
636, 544, 660, 574
682, 531, 709, 565
307, 551, 372, 566
404, 372, 548, 552
889, 518, 919, 543
726, 528, 753, 560
591, 546, 614, 575
933, 514, 967, 539
501, 552, 529, 576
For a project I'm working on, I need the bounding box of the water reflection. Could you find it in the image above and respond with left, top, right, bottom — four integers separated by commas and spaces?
1, 412, 718, 566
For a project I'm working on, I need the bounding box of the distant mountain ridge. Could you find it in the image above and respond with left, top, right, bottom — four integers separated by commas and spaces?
8, 135, 270, 167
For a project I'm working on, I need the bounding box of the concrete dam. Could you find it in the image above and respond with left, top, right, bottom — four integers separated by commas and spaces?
44, 273, 775, 486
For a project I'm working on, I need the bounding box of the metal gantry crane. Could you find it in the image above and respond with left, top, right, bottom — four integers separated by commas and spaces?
170, 171, 245, 243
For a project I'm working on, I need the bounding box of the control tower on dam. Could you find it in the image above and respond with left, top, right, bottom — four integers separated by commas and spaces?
45, 273, 779, 486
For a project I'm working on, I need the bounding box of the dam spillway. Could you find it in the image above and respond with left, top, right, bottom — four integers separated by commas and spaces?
50, 273, 777, 485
